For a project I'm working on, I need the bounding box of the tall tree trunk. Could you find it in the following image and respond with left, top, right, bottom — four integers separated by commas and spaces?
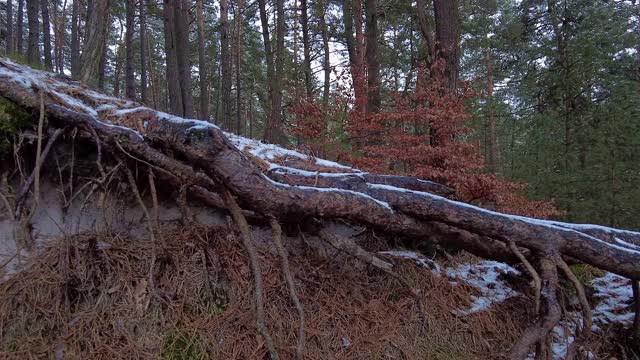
364, 0, 380, 114
41, 0, 53, 70
220, 0, 232, 129
270, 0, 286, 143
70, 0, 79, 77
257, 0, 275, 141
416, 0, 435, 65
235, 0, 245, 134
54, 0, 67, 74
318, 0, 330, 107
113, 42, 123, 97
196, 0, 208, 120
6, 0, 14, 54
125, 0, 135, 99
300, 0, 312, 99
343, 0, 366, 114
432, 0, 460, 92
139, 0, 148, 103
162, 0, 182, 115
97, 40, 107, 91
16, 0, 24, 54
174, 0, 193, 118
78, 0, 111, 85
26, 0, 40, 66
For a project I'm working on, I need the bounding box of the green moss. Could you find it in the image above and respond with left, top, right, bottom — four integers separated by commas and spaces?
0, 97, 32, 158
161, 332, 206, 360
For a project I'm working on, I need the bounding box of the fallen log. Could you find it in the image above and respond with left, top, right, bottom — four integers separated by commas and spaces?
1, 57, 639, 358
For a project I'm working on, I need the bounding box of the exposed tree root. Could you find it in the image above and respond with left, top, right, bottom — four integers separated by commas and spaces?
509, 256, 562, 360
633, 281, 640, 341
510, 241, 542, 313
223, 188, 279, 360
270, 218, 305, 360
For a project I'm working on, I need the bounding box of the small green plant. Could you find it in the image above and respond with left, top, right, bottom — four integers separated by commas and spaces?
161, 332, 206, 360
0, 97, 31, 158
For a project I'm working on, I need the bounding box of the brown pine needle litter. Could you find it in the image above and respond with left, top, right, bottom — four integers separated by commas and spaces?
0, 225, 621, 359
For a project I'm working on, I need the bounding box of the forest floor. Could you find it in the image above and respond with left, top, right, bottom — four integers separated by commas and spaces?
0, 224, 635, 359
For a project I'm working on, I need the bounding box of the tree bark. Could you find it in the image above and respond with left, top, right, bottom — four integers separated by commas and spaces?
432, 0, 460, 92
300, 0, 312, 99
6, 0, 14, 54
220, 0, 232, 130
196, 0, 209, 120
97, 40, 107, 91
26, 0, 40, 66
257, 0, 275, 141
235, 0, 244, 135
125, 0, 136, 100
416, 0, 435, 65
269, 0, 286, 144
318, 0, 331, 108
364, 0, 380, 114
162, 0, 182, 116
16, 0, 24, 54
41, 0, 53, 70
70, 0, 79, 78
486, 50, 498, 174
78, 0, 111, 85
174, 0, 193, 118
343, 0, 366, 114
140, 0, 148, 104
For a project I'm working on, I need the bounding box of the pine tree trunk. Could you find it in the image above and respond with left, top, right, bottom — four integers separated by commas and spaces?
364, 0, 380, 114
6, 0, 14, 54
139, 0, 148, 103
78, 0, 110, 86
257, 0, 275, 142
486, 50, 498, 174
70, 0, 79, 78
416, 0, 435, 64
125, 0, 136, 99
196, 0, 209, 120
319, 0, 330, 108
41, 0, 53, 70
174, 0, 193, 118
300, 0, 312, 99
271, 0, 286, 144
432, 0, 460, 92
16, 0, 24, 54
26, 0, 40, 66
113, 42, 123, 97
162, 0, 183, 116
97, 40, 107, 91
235, 0, 244, 135
220, 0, 232, 130
343, 0, 366, 114
54, 0, 67, 74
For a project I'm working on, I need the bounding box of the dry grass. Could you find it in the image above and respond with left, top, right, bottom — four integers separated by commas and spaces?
0, 225, 624, 359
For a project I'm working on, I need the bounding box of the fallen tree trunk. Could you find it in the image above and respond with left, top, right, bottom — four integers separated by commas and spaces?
1, 57, 639, 358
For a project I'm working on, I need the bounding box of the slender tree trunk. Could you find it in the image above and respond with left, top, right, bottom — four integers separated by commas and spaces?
343, 0, 366, 114
196, 0, 209, 120
113, 42, 123, 97
364, 0, 380, 114
54, 0, 67, 74
301, 0, 312, 99
257, 0, 275, 142
162, 0, 182, 115
174, 0, 193, 117
432, 0, 460, 92
220, 0, 232, 130
139, 0, 148, 103
486, 50, 498, 174
16, 0, 24, 55
78, 0, 111, 86
270, 0, 286, 143
41, 0, 53, 70
70, 0, 79, 77
235, 0, 245, 135
125, 0, 135, 99
318, 0, 330, 108
6, 0, 14, 54
26, 0, 40, 66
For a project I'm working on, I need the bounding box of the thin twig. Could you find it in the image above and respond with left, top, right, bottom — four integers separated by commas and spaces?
270, 218, 305, 360
222, 188, 279, 360
558, 258, 592, 360
148, 169, 159, 228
